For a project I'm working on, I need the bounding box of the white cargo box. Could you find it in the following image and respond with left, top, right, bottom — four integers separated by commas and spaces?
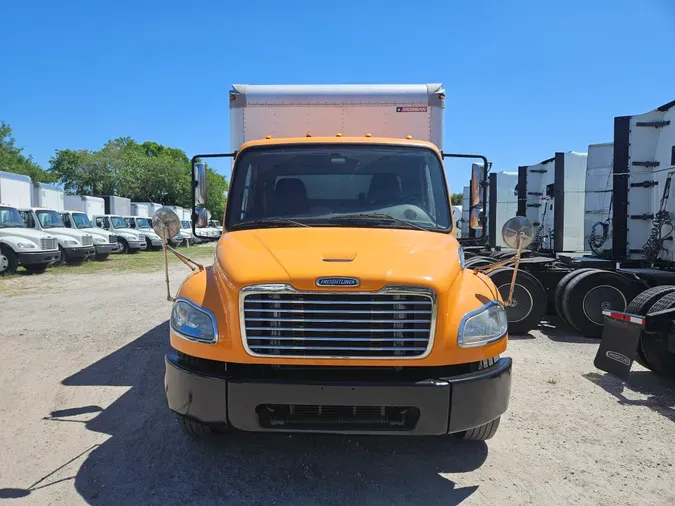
488, 171, 519, 248
461, 186, 470, 237
64, 195, 106, 220
131, 203, 151, 218
33, 182, 65, 211
97, 195, 131, 216
0, 170, 33, 208
584, 143, 614, 255
612, 100, 675, 262
518, 152, 588, 253
229, 84, 446, 151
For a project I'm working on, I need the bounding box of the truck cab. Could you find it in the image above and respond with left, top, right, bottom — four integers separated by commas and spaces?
122, 216, 164, 250
92, 214, 147, 253
163, 84, 512, 440
60, 210, 119, 260
0, 204, 61, 274
19, 207, 95, 265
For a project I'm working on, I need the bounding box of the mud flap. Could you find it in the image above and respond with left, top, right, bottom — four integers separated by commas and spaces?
594, 316, 642, 380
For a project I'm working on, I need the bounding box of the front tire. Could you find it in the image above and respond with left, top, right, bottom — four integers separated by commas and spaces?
639, 292, 675, 378
118, 238, 129, 254
176, 414, 219, 437
0, 246, 19, 275
454, 417, 501, 441
23, 263, 49, 274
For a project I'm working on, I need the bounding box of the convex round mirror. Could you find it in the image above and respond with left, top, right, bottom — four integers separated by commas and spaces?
152, 207, 182, 240
501, 216, 534, 249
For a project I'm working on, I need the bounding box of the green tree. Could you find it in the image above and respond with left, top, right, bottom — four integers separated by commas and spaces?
451, 193, 463, 206
0, 121, 56, 182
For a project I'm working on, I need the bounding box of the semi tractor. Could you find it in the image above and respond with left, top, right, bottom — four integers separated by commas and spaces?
0, 171, 60, 274
162, 83, 514, 440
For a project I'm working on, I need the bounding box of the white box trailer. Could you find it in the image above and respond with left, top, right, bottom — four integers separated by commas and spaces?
517, 152, 588, 252
133, 202, 161, 216
487, 171, 519, 249
584, 143, 614, 255
131, 202, 151, 218
64, 195, 106, 220
461, 186, 470, 237
229, 84, 446, 151
96, 195, 131, 216
0, 170, 33, 208
32, 182, 65, 211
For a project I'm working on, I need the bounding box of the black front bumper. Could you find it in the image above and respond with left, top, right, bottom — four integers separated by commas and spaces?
63, 246, 95, 259
164, 354, 512, 435
17, 250, 61, 265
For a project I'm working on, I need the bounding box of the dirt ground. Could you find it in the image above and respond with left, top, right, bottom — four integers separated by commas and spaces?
0, 264, 673, 505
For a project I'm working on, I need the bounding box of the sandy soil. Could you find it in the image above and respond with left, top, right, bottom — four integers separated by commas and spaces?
0, 266, 673, 505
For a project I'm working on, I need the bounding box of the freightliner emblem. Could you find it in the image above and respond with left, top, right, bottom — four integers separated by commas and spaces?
316, 277, 360, 287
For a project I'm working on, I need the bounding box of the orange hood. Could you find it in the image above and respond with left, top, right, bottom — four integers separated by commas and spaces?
215, 227, 461, 293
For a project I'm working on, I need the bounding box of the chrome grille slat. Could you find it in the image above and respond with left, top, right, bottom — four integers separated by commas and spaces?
241, 286, 435, 359
40, 238, 57, 250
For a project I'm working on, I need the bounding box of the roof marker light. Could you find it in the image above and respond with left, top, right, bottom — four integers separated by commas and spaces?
406, 135, 413, 140
336, 133, 342, 137
265, 135, 272, 139
306, 131, 312, 137
365, 133, 372, 137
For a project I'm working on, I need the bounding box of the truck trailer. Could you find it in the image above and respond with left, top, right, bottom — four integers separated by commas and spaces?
0, 171, 60, 274
162, 83, 513, 440
32, 182, 65, 211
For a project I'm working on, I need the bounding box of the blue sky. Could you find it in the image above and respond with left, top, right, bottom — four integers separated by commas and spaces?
1, 0, 674, 192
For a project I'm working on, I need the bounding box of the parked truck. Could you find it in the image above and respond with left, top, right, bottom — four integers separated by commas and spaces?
32, 182, 65, 211
162, 83, 512, 440
63, 195, 120, 259
92, 214, 147, 253
584, 143, 614, 256
123, 215, 164, 250
19, 207, 95, 264
0, 171, 60, 273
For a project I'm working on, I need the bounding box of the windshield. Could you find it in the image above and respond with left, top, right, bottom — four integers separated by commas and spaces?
36, 210, 66, 228
0, 206, 25, 228
110, 216, 127, 229
72, 213, 92, 229
136, 218, 151, 229
225, 144, 451, 232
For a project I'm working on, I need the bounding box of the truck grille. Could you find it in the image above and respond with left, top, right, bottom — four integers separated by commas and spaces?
109, 235, 118, 243
241, 286, 435, 358
81, 235, 93, 247
40, 238, 57, 250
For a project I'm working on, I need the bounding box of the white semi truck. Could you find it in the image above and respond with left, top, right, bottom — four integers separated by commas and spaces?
63, 195, 120, 259
0, 170, 61, 273
19, 207, 95, 264
487, 171, 519, 249
93, 196, 147, 253
584, 142, 614, 256
122, 215, 164, 250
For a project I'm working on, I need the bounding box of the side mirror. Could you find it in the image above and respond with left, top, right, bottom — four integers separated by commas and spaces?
470, 164, 483, 230
193, 162, 207, 208
196, 208, 208, 228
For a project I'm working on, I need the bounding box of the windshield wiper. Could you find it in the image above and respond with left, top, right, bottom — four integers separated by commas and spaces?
329, 213, 429, 231
0, 223, 25, 228
231, 217, 310, 230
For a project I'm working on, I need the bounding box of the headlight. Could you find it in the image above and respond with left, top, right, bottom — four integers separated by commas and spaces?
64, 239, 78, 246
16, 242, 36, 249
121, 233, 136, 240
93, 237, 105, 244
458, 246, 466, 270
170, 298, 218, 343
458, 301, 508, 347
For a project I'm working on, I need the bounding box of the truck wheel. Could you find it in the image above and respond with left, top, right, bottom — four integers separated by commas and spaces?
639, 293, 675, 378
562, 270, 637, 338
454, 417, 501, 441
466, 256, 497, 268
57, 246, 67, 265
554, 269, 599, 326
23, 264, 48, 274
488, 268, 547, 335
118, 238, 129, 254
176, 414, 220, 437
626, 286, 675, 368
94, 253, 110, 261
463, 251, 476, 260
0, 246, 18, 275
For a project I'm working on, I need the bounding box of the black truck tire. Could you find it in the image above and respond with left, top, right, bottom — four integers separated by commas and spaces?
118, 238, 129, 254
454, 357, 501, 440
488, 268, 547, 335
626, 286, 675, 368
562, 270, 636, 338
24, 264, 49, 274
554, 268, 599, 326
57, 246, 67, 266
639, 292, 675, 379
176, 414, 218, 437
0, 246, 19, 275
